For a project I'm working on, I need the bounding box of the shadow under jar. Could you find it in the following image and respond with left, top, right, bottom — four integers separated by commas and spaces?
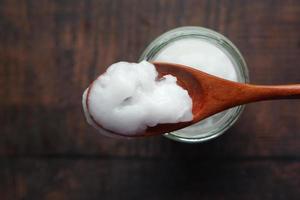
139, 26, 249, 143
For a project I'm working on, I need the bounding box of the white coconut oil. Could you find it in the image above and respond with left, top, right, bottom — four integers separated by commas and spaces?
82, 61, 193, 136
152, 38, 238, 137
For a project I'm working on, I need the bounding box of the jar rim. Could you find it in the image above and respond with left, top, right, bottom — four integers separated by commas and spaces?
139, 26, 249, 143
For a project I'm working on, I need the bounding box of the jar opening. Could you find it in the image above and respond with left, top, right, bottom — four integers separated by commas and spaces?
139, 26, 249, 143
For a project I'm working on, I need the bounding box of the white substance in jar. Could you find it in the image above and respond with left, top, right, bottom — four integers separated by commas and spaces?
155, 38, 238, 81
153, 38, 239, 137
82, 61, 193, 135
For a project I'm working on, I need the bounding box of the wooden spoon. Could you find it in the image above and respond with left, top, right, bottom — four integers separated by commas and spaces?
85, 62, 300, 137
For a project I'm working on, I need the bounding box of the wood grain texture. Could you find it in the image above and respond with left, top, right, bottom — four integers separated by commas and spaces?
0, 160, 15, 200
8, 159, 300, 200
0, 0, 299, 199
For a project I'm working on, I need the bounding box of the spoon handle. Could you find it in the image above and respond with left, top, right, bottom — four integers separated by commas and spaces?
237, 84, 300, 104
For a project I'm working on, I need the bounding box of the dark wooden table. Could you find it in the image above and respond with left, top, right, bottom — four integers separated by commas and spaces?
1, 0, 300, 199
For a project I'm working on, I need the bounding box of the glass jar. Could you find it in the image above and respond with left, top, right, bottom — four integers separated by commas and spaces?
139, 26, 249, 143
